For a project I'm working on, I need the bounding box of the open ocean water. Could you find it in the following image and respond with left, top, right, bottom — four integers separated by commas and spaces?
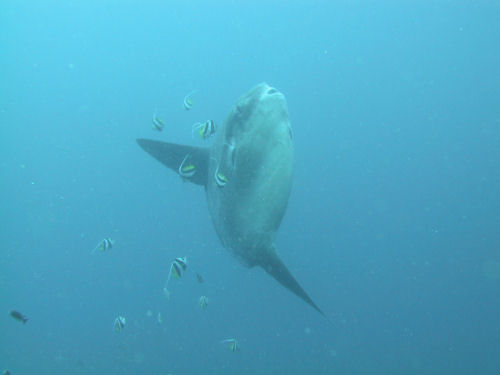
1, 1, 499, 374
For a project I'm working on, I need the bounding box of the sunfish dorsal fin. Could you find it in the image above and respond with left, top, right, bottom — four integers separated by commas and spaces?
136, 138, 209, 186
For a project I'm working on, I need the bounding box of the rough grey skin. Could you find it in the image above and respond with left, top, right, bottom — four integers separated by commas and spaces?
137, 83, 325, 316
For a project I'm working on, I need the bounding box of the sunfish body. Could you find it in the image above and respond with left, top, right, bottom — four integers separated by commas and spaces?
137, 83, 325, 316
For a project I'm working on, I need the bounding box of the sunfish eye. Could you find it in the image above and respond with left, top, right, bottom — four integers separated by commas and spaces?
267, 88, 278, 95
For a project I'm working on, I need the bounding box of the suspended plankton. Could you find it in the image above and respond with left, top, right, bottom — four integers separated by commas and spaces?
163, 256, 187, 299
192, 120, 216, 140
152, 111, 165, 131
113, 315, 126, 332
199, 295, 209, 309
220, 338, 240, 352
93, 238, 114, 253
183, 90, 197, 110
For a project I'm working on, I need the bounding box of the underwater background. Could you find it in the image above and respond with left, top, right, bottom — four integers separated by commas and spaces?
1, 1, 499, 374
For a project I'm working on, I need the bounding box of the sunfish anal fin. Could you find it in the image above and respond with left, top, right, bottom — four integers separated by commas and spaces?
259, 249, 328, 320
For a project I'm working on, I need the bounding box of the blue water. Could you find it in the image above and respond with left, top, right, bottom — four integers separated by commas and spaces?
1, 1, 499, 374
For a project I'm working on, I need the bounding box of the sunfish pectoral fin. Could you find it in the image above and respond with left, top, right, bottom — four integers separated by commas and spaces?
136, 139, 209, 186
259, 249, 328, 320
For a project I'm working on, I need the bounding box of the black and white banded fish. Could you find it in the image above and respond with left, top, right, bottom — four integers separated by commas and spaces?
199, 295, 209, 309
171, 257, 187, 279
178, 154, 196, 178
220, 338, 240, 352
183, 90, 197, 110
113, 316, 126, 332
214, 166, 228, 187
192, 120, 216, 140
93, 238, 114, 253
152, 112, 165, 131
163, 256, 188, 299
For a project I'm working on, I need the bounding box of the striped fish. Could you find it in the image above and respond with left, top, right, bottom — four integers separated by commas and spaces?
163, 256, 188, 299
199, 295, 209, 309
214, 166, 228, 187
113, 316, 126, 332
152, 113, 165, 131
178, 154, 196, 178
183, 90, 197, 110
192, 120, 216, 140
171, 257, 187, 279
220, 338, 240, 352
93, 238, 114, 253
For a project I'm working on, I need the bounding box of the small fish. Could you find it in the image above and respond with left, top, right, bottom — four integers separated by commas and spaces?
199, 295, 209, 309
215, 166, 228, 187
9, 310, 28, 324
178, 154, 196, 178
229, 340, 239, 352
93, 238, 114, 253
113, 316, 126, 332
192, 120, 216, 140
171, 257, 187, 279
183, 90, 197, 110
195, 272, 204, 283
163, 256, 188, 298
3, 370, 11, 375
220, 338, 239, 352
152, 112, 165, 131
157, 312, 163, 324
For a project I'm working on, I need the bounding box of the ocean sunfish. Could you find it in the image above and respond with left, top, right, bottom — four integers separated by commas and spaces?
137, 83, 326, 317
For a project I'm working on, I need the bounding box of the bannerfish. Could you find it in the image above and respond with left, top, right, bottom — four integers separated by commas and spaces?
220, 338, 239, 352
163, 256, 188, 299
183, 90, 197, 110
152, 112, 165, 131
113, 316, 126, 332
93, 238, 114, 253
192, 120, 216, 140
199, 295, 209, 309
